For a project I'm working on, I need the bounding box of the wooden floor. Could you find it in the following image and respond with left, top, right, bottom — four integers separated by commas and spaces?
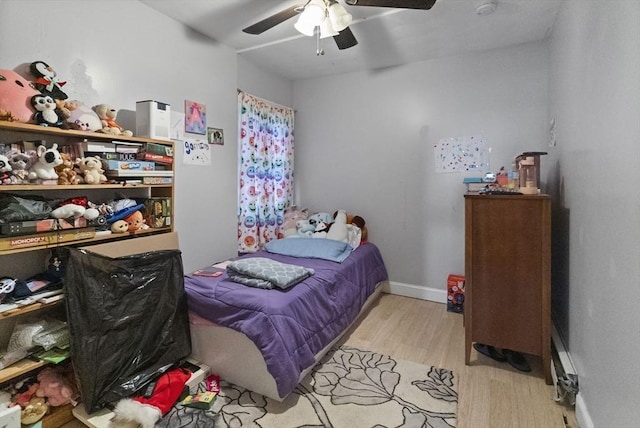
63, 292, 576, 428
341, 293, 577, 428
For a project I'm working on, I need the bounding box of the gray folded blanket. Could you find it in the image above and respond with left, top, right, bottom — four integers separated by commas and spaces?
226, 257, 314, 290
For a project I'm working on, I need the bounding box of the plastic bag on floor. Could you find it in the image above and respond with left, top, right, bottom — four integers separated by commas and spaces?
64, 247, 191, 413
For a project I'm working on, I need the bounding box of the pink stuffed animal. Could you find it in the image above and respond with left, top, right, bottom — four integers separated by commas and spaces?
35, 367, 78, 407
282, 206, 308, 238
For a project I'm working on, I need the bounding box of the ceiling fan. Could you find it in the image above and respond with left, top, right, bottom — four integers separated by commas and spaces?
242, 0, 437, 52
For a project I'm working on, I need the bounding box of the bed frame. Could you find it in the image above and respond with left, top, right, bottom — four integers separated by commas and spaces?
188, 281, 387, 401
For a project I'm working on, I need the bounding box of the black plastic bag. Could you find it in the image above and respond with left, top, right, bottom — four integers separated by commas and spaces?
0, 194, 52, 223
64, 247, 191, 413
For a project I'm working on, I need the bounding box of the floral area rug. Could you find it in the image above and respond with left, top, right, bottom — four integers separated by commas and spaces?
157, 345, 458, 427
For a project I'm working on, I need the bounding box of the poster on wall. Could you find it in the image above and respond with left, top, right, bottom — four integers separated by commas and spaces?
170, 111, 185, 142
183, 139, 211, 165
184, 100, 206, 134
433, 135, 490, 173
207, 127, 224, 145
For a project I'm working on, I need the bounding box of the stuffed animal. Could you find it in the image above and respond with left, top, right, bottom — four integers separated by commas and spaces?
30, 94, 65, 127
54, 153, 80, 185
0, 69, 41, 122
7, 150, 36, 184
111, 219, 129, 233
312, 220, 331, 238
76, 156, 107, 184
28, 143, 63, 181
61, 100, 102, 131
308, 212, 333, 228
347, 214, 367, 243
35, 366, 78, 407
327, 209, 349, 242
29, 61, 68, 102
51, 204, 86, 219
93, 104, 133, 136
124, 210, 147, 232
296, 219, 315, 236
282, 206, 308, 237
20, 397, 48, 425
0, 153, 12, 184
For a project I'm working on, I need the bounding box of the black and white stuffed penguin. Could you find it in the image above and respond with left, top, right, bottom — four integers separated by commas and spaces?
29, 60, 68, 101
30, 94, 64, 127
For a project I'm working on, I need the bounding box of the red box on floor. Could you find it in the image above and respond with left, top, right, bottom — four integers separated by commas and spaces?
447, 274, 465, 313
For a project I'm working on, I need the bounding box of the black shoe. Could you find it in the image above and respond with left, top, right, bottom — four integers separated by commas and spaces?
503, 349, 531, 372
473, 343, 506, 362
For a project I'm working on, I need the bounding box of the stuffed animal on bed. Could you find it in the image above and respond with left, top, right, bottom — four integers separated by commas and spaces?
282, 206, 308, 237
327, 209, 349, 242
308, 212, 333, 228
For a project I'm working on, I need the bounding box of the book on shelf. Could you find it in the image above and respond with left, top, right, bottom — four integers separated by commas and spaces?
145, 142, 173, 157
106, 169, 173, 177
21, 140, 47, 152
106, 160, 155, 171
137, 152, 173, 164
142, 176, 173, 185
84, 151, 137, 161
114, 141, 143, 154
79, 140, 116, 153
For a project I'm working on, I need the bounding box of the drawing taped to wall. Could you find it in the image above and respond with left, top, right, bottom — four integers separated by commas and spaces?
434, 135, 490, 173
183, 139, 211, 166
184, 100, 206, 134
207, 127, 224, 145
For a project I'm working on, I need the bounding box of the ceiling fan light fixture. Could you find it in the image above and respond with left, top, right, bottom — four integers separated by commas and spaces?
294, 0, 326, 36
319, 16, 339, 38
327, 1, 352, 32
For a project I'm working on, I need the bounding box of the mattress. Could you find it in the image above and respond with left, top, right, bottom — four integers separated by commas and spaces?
184, 242, 388, 399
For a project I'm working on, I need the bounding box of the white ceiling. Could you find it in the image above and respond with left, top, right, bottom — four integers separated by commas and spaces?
140, 0, 563, 81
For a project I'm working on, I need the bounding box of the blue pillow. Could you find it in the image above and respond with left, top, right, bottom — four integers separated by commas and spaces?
265, 238, 353, 263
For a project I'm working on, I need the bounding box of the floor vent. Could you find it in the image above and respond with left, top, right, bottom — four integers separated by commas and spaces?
551, 323, 579, 405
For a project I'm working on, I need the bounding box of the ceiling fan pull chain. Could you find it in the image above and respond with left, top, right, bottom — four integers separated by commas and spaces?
315, 25, 325, 56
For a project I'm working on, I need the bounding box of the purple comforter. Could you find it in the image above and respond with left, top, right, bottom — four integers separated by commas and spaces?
184, 242, 388, 399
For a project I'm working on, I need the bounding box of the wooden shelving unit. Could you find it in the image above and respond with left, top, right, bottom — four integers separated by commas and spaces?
0, 122, 176, 425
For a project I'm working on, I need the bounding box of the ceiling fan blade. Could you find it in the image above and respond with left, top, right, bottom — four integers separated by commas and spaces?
344, 0, 436, 10
333, 27, 358, 50
242, 4, 303, 35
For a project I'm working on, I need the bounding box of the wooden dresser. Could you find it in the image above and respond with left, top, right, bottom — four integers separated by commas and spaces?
464, 193, 552, 384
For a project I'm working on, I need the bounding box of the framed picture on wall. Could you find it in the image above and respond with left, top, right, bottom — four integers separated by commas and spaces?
207, 127, 224, 145
184, 100, 207, 134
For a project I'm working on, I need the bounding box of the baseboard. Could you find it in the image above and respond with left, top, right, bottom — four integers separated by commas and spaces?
575, 393, 594, 428
382, 281, 447, 304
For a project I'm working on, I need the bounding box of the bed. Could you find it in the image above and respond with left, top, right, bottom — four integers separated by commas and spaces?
184, 238, 389, 401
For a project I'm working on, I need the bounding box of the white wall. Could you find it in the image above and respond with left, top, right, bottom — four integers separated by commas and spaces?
292, 42, 549, 296
0, 0, 240, 273
547, 1, 640, 426
238, 56, 293, 108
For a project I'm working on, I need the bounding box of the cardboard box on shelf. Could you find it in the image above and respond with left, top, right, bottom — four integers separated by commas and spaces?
0, 228, 96, 251
0, 217, 87, 236
106, 160, 155, 171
